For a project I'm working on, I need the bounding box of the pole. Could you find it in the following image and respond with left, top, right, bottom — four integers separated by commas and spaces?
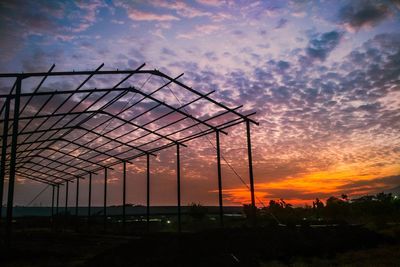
216, 130, 224, 227
75, 178, 79, 216
6, 77, 21, 246
146, 154, 150, 232
88, 172, 92, 222
56, 184, 59, 215
122, 161, 126, 230
246, 120, 256, 222
65, 180, 69, 215
104, 167, 107, 230
0, 97, 10, 221
75, 178, 79, 231
51, 185, 55, 218
176, 143, 181, 233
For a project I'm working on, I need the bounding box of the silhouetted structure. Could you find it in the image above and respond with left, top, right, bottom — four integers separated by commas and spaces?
0, 63, 258, 246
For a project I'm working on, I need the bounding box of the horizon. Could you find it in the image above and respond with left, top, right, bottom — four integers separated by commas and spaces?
6, 187, 399, 208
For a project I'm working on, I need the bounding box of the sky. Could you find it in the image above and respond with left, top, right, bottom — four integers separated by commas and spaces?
0, 0, 399, 207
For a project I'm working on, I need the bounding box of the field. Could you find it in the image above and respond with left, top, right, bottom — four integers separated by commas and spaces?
1, 216, 399, 267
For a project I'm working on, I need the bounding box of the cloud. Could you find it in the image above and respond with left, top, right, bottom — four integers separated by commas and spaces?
216, 33, 400, 203
196, 0, 225, 7
21, 48, 63, 72
125, 8, 180, 21
114, 1, 180, 21
161, 47, 177, 57
70, 0, 105, 32
337, 175, 400, 195
338, 2, 390, 31
111, 19, 125, 25
0, 0, 106, 62
275, 18, 288, 29
177, 24, 222, 39
204, 51, 218, 61
226, 175, 400, 203
276, 60, 290, 71
151, 0, 211, 18
305, 30, 343, 61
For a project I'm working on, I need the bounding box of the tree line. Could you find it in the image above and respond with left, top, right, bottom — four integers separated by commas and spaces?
243, 192, 400, 226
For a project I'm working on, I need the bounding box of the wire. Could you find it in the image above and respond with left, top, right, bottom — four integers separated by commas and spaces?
163, 83, 285, 224
98, 74, 153, 135
26, 184, 50, 207
161, 78, 267, 208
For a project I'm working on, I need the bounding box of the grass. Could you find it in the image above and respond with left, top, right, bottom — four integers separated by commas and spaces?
1, 220, 399, 267
261, 244, 400, 266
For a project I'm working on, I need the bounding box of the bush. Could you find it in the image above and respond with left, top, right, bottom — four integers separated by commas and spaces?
188, 202, 207, 221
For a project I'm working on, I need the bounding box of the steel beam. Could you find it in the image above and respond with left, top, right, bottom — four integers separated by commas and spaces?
176, 143, 181, 233
65, 180, 69, 215
18, 85, 216, 178
118, 91, 215, 146
17, 155, 94, 175
17, 90, 130, 170
103, 167, 107, 230
77, 126, 152, 156
6, 76, 21, 246
58, 137, 129, 163
17, 166, 70, 183
19, 64, 55, 115
57, 74, 185, 162
0, 66, 259, 196
129, 87, 224, 134
146, 153, 150, 232
3, 110, 95, 122
123, 104, 243, 155
5, 65, 56, 135
16, 147, 110, 169
0, 66, 155, 78
0, 97, 10, 220
88, 172, 92, 221
13, 63, 104, 149
15, 66, 134, 170
89, 113, 253, 174
122, 161, 126, 230
154, 70, 259, 125
16, 172, 58, 186
216, 131, 224, 227
246, 120, 256, 220
51, 185, 55, 218
56, 184, 59, 215
75, 177, 79, 217
23, 161, 84, 180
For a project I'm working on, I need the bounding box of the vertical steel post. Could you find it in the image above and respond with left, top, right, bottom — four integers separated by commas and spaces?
75, 178, 80, 231
6, 77, 21, 245
0, 97, 10, 221
146, 153, 150, 232
216, 130, 224, 227
246, 120, 256, 221
88, 172, 92, 219
103, 167, 107, 230
51, 185, 55, 218
122, 161, 126, 230
65, 180, 69, 215
75, 178, 79, 216
56, 184, 59, 215
176, 143, 181, 233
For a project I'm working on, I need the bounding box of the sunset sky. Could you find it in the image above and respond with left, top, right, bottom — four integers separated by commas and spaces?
0, 0, 399, 207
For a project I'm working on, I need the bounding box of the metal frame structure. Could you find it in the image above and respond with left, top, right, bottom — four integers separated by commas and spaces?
0, 63, 258, 242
